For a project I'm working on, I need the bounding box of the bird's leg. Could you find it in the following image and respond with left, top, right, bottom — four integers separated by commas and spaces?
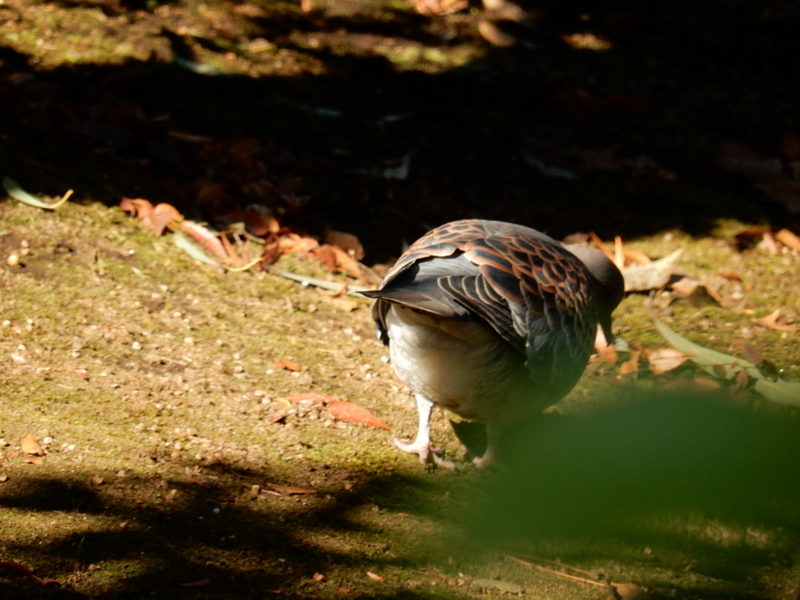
393, 394, 456, 468
472, 422, 501, 469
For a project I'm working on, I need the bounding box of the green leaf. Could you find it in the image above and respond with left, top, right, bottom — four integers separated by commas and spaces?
3, 177, 71, 209
654, 316, 800, 408
754, 378, 800, 408
173, 231, 219, 266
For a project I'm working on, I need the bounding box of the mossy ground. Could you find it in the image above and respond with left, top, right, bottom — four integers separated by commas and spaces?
1, 0, 800, 598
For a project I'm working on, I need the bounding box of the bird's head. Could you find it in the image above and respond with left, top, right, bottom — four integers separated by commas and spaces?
563, 244, 625, 344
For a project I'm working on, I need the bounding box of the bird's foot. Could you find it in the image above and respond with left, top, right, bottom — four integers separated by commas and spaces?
472, 455, 493, 469
393, 437, 457, 469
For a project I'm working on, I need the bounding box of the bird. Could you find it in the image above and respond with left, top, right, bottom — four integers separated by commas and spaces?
363, 219, 624, 468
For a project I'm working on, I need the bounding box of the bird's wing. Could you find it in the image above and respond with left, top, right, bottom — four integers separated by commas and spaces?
369, 220, 600, 392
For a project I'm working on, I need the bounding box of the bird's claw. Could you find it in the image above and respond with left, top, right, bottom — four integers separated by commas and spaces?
392, 437, 457, 469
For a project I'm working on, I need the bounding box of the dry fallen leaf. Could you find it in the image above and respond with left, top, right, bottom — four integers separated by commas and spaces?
775, 228, 800, 251
217, 210, 278, 237
622, 249, 683, 292
274, 360, 302, 372
366, 572, 385, 583
753, 309, 797, 332
276, 234, 319, 256
646, 348, 693, 375
733, 225, 769, 251
717, 269, 742, 281
589, 231, 616, 262
619, 351, 640, 376
591, 344, 618, 365
623, 249, 652, 265
736, 338, 765, 365
326, 400, 391, 430
180, 221, 228, 258
761, 231, 781, 255
20, 433, 43, 456
325, 230, 365, 260
91, 475, 104, 486
670, 277, 722, 306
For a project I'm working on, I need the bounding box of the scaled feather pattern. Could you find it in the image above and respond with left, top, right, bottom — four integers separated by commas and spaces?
364, 219, 624, 467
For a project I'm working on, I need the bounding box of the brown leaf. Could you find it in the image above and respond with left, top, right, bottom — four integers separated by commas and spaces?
120, 198, 181, 236
753, 309, 797, 332
310, 244, 338, 272
20, 433, 43, 456
151, 203, 182, 235
266, 482, 318, 495
90, 475, 104, 486
733, 225, 769, 251
736, 339, 765, 365
670, 277, 722, 305
22, 456, 42, 465
326, 400, 391, 430
775, 228, 800, 251
623, 249, 652, 265
366, 572, 385, 583
120, 197, 152, 217
273, 360, 302, 372
180, 221, 228, 258
217, 210, 278, 237
619, 351, 640, 376
279, 234, 319, 255
325, 230, 365, 261
313, 573, 325, 582
588, 232, 616, 262
613, 236, 624, 270
647, 348, 692, 375
591, 344, 618, 364
716, 269, 742, 280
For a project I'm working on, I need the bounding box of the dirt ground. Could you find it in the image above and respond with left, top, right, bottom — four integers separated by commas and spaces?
1, 0, 800, 598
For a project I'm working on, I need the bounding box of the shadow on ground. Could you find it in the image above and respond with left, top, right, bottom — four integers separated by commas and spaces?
1, 0, 799, 262
3, 394, 800, 598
